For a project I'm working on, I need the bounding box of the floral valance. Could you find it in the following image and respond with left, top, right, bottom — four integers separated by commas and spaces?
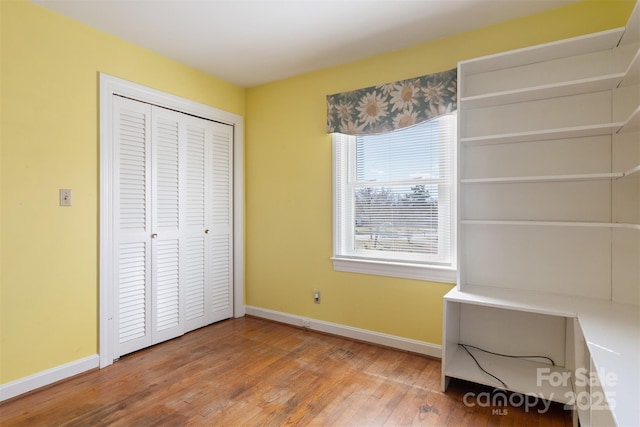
326, 68, 457, 135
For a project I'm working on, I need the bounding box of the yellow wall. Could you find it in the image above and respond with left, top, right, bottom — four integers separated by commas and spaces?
0, 0, 245, 384
244, 1, 635, 343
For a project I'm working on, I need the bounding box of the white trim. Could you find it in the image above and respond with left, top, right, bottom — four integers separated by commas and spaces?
0, 355, 99, 402
245, 305, 442, 359
331, 257, 456, 284
99, 73, 245, 368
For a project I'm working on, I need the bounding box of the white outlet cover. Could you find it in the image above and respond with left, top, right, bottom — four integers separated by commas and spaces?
59, 189, 72, 206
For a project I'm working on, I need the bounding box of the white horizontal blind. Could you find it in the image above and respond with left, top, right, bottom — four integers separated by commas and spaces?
334, 114, 456, 266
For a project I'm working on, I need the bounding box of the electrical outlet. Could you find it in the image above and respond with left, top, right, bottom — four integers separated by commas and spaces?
313, 289, 321, 304
302, 318, 311, 328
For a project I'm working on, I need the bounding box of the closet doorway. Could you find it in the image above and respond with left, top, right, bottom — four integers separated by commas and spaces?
99, 74, 244, 367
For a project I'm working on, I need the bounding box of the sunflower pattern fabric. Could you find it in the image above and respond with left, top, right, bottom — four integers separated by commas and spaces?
326, 68, 457, 135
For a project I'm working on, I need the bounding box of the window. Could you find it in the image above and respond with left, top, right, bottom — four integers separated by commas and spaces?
332, 113, 456, 282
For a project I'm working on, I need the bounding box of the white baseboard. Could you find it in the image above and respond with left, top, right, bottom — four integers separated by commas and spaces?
244, 305, 442, 359
0, 354, 99, 402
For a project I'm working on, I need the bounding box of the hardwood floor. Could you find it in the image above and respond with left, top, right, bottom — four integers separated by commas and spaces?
0, 316, 572, 426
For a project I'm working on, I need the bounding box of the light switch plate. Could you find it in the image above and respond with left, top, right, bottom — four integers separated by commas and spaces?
59, 189, 72, 206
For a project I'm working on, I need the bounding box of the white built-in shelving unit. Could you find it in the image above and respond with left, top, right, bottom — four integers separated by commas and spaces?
442, 4, 639, 427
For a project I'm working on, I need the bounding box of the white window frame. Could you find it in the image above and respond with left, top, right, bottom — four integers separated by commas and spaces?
331, 117, 457, 283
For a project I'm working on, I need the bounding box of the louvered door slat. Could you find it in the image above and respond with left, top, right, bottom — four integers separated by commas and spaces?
155, 117, 180, 230
184, 236, 205, 323
210, 235, 231, 312
186, 127, 206, 227
117, 241, 151, 348
154, 239, 180, 333
118, 108, 148, 232
211, 131, 231, 226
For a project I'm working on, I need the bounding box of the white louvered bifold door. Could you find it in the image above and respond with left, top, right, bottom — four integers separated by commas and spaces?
113, 97, 153, 357
112, 96, 233, 357
208, 122, 234, 323
183, 118, 234, 332
150, 106, 184, 344
183, 117, 210, 332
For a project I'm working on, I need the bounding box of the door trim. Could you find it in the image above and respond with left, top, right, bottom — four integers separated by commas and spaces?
99, 73, 245, 368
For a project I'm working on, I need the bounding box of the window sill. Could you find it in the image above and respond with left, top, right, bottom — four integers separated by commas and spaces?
331, 257, 456, 284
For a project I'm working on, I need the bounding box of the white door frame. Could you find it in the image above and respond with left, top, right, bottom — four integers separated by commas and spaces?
99, 73, 245, 368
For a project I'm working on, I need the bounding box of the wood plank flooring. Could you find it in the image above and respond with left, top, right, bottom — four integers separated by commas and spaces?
0, 316, 572, 426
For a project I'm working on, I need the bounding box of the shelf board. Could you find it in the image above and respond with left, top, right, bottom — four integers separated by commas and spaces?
615, 222, 640, 230
461, 73, 625, 109
444, 287, 575, 318
444, 346, 573, 404
617, 105, 640, 133
461, 173, 622, 184
619, 48, 640, 87
621, 164, 640, 178
461, 122, 624, 145
460, 220, 618, 228
461, 168, 639, 184
444, 286, 637, 321
619, 2, 639, 46
459, 28, 625, 76
460, 220, 640, 231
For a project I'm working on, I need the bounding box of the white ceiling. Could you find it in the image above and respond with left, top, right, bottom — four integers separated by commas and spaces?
31, 0, 580, 87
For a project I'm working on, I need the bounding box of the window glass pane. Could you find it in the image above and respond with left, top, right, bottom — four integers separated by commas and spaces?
354, 184, 441, 255
356, 117, 450, 183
